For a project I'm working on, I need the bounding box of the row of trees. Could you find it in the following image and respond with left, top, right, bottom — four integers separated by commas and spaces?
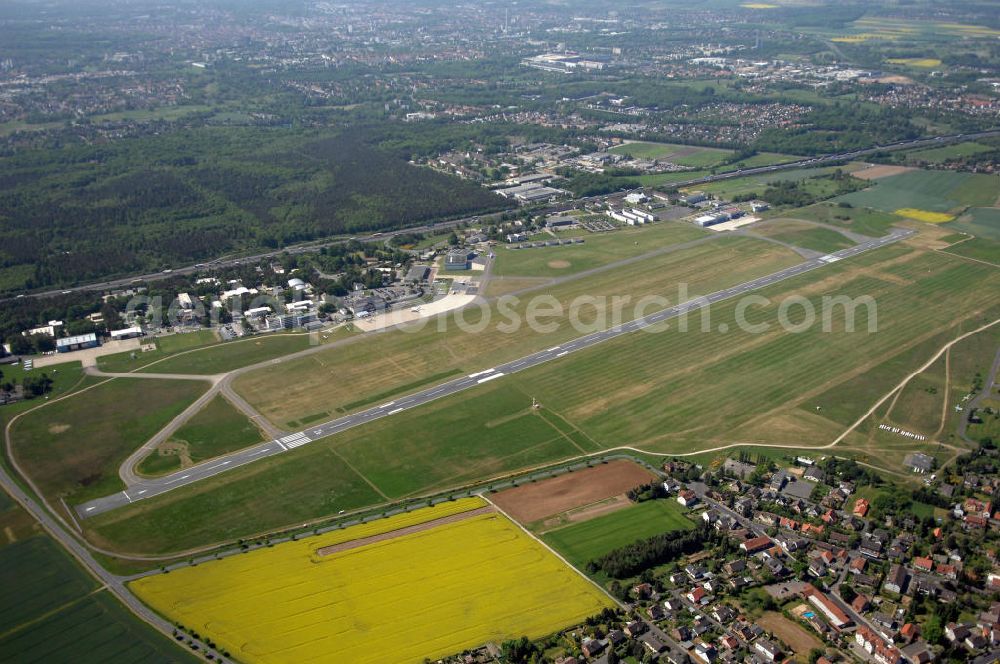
587, 525, 717, 579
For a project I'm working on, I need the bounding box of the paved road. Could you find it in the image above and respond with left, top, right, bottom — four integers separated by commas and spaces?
7, 129, 996, 305
0, 437, 225, 660
76, 228, 914, 519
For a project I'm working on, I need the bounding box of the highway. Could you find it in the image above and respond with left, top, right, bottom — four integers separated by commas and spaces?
76, 227, 914, 519
6, 128, 996, 305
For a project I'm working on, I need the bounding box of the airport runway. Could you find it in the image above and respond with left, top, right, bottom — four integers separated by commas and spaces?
76, 228, 914, 519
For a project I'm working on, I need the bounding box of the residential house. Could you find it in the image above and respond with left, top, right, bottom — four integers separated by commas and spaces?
753, 639, 782, 662
885, 564, 910, 595
678, 489, 699, 507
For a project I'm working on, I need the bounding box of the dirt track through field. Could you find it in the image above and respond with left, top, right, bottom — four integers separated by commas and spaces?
315, 505, 495, 556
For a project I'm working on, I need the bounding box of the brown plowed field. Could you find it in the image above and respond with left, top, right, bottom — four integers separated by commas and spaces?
490, 460, 657, 524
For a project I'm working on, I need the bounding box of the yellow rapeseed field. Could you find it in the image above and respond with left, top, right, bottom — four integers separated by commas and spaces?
887, 58, 942, 68
894, 208, 955, 223
131, 500, 613, 664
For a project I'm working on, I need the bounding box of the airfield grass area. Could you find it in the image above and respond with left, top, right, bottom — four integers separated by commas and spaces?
234, 235, 802, 429
130, 502, 612, 664
751, 219, 857, 253
97, 328, 352, 375
507, 244, 1000, 452
136, 394, 266, 477
10, 377, 208, 504
0, 532, 194, 663
861, 323, 1000, 451
492, 221, 707, 278
542, 499, 695, 570
83, 242, 1000, 554
785, 202, 901, 237
834, 169, 999, 215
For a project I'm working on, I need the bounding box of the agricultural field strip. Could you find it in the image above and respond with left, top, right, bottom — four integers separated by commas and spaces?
75, 228, 914, 519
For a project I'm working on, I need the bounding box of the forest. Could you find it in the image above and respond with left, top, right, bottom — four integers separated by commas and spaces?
0, 126, 510, 293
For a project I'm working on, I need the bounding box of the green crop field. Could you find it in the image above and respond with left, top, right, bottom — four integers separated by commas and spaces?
10, 377, 208, 504
636, 170, 710, 188
609, 141, 732, 166
0, 534, 195, 662
944, 207, 1000, 242
137, 394, 266, 477
542, 500, 695, 570
785, 203, 901, 237
492, 222, 707, 278
944, 237, 1000, 266
751, 219, 857, 253
233, 235, 802, 429
834, 169, 999, 214
690, 165, 860, 200
904, 142, 993, 165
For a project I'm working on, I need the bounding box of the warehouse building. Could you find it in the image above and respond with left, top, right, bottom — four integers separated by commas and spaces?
56, 333, 100, 354
445, 250, 471, 270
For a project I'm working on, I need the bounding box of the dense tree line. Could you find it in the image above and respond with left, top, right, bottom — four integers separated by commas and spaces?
753, 103, 921, 155
586, 525, 716, 578
626, 482, 668, 503
0, 126, 511, 294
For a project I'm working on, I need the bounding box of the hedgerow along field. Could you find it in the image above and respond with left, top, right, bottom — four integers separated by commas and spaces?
130, 498, 612, 664
542, 499, 695, 571
0, 534, 195, 663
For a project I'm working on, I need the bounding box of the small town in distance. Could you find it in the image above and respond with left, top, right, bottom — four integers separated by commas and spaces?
1, 1, 1000, 663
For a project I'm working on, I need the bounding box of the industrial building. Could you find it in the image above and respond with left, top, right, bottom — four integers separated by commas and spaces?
109, 326, 143, 340
56, 333, 100, 354
445, 250, 471, 270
